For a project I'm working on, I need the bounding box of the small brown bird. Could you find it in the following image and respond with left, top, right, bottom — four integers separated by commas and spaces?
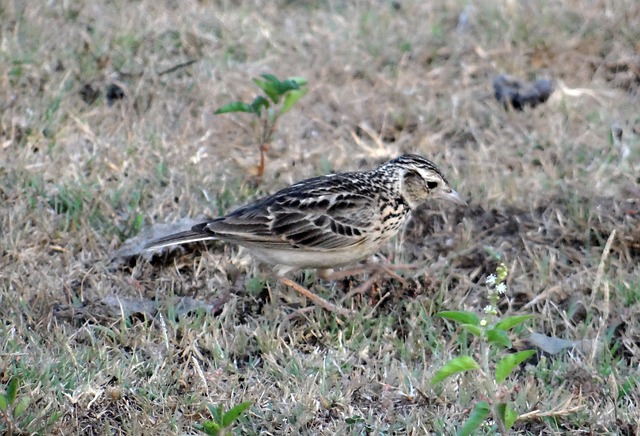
146, 154, 465, 313
146, 154, 464, 267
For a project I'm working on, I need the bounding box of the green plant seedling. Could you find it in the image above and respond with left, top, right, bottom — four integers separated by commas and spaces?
1, 377, 61, 435
194, 401, 252, 436
215, 74, 308, 179
432, 263, 537, 435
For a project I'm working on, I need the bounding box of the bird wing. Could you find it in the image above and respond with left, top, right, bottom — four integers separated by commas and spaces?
199, 174, 378, 251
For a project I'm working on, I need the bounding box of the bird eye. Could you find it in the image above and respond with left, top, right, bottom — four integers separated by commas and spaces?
426, 181, 439, 190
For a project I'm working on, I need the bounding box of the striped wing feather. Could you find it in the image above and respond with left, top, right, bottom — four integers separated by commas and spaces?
199, 174, 377, 251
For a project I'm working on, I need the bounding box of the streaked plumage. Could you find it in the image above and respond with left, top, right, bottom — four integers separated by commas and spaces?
146, 154, 465, 273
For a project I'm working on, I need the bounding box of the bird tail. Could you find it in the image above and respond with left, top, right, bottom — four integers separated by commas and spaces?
144, 229, 215, 251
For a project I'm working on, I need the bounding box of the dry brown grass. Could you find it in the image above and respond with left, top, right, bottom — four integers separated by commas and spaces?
1, 0, 639, 434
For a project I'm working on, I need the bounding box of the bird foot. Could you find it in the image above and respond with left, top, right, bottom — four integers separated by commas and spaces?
318, 261, 416, 302
322, 261, 416, 282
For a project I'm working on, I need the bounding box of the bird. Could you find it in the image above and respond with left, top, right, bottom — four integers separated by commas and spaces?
146, 154, 465, 267
145, 154, 465, 313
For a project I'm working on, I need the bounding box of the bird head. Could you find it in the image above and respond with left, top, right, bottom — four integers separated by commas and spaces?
385, 154, 467, 209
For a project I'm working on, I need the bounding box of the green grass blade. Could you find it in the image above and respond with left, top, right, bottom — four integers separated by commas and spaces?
0, 394, 7, 412
618, 376, 639, 399
45, 411, 64, 428
131, 213, 144, 236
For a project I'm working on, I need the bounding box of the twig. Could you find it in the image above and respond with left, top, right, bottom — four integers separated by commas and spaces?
518, 394, 585, 420
158, 59, 197, 76
590, 230, 616, 363
363, 291, 392, 319
593, 229, 615, 302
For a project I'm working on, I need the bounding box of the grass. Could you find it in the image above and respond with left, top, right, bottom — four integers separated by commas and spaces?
1, 0, 639, 434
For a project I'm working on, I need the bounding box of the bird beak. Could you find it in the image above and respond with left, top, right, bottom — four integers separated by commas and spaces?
444, 189, 467, 206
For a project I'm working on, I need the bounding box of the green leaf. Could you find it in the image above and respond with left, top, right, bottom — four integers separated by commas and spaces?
221, 401, 252, 427
253, 78, 281, 103
214, 101, 255, 115
0, 394, 7, 412
487, 328, 512, 348
287, 76, 308, 86
200, 420, 221, 435
6, 378, 18, 406
436, 311, 479, 326
460, 324, 482, 337
275, 79, 301, 96
497, 402, 518, 430
250, 96, 270, 116
494, 315, 535, 331
208, 404, 224, 424
345, 416, 365, 425
260, 73, 279, 83
495, 350, 536, 383
13, 396, 29, 418
281, 88, 308, 114
432, 356, 479, 384
458, 401, 491, 436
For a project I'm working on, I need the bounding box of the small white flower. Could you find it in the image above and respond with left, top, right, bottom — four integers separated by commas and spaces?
483, 305, 494, 314
496, 283, 507, 294
480, 319, 488, 326
486, 274, 497, 285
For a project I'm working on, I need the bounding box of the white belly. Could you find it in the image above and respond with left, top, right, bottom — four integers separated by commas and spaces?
248, 246, 370, 270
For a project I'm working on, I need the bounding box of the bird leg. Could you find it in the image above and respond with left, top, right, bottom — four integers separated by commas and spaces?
325, 260, 418, 302
340, 271, 384, 303
278, 276, 353, 316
